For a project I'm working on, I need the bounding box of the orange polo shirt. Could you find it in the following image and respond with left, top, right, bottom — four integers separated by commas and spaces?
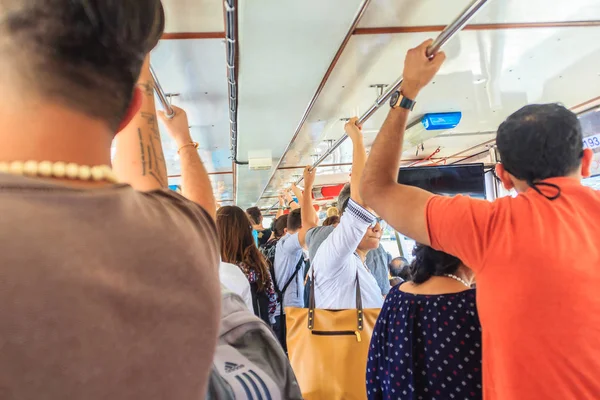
426, 177, 600, 400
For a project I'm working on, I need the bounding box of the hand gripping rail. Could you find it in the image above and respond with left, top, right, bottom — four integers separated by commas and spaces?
265, 0, 490, 211
150, 64, 175, 119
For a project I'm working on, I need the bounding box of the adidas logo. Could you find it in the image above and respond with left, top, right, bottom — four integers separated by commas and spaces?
224, 361, 244, 373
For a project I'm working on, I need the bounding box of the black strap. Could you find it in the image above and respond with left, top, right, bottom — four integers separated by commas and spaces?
278, 256, 304, 319
502, 165, 562, 201
529, 181, 562, 201
308, 269, 364, 332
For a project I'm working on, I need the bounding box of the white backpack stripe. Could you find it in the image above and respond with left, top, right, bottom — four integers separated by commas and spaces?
213, 344, 280, 399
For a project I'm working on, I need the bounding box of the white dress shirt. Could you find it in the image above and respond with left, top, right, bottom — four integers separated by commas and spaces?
219, 261, 253, 311
312, 199, 384, 309
274, 233, 305, 310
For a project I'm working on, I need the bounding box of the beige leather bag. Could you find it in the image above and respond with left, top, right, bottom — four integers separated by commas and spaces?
286, 273, 381, 400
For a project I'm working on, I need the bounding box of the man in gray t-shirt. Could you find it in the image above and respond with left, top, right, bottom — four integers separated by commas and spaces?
0, 4, 221, 398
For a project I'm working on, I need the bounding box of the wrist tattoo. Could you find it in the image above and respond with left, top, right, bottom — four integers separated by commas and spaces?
137, 81, 154, 97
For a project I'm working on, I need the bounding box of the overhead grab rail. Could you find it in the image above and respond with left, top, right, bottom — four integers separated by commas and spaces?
150, 64, 175, 119
225, 0, 246, 165
265, 0, 490, 211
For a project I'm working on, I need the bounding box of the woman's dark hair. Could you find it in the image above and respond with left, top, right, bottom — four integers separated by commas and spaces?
323, 215, 340, 226
0, 0, 165, 130
409, 244, 462, 284
496, 104, 583, 182
245, 206, 262, 225
217, 206, 271, 292
273, 214, 288, 239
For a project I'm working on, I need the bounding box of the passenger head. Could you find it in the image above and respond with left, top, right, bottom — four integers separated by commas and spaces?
273, 214, 289, 239
495, 104, 593, 193
337, 182, 381, 251
0, 0, 165, 132
323, 215, 340, 226
287, 209, 302, 234
357, 219, 383, 251
216, 206, 270, 291
326, 207, 339, 218
409, 244, 471, 285
389, 257, 411, 281
246, 206, 263, 226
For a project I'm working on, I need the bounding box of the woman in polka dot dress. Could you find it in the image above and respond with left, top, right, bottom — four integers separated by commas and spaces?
366, 244, 482, 400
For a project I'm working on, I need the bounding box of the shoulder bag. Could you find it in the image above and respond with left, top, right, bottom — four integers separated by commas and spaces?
285, 272, 381, 400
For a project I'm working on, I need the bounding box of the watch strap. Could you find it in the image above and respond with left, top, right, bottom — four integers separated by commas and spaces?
390, 90, 416, 111
399, 94, 416, 111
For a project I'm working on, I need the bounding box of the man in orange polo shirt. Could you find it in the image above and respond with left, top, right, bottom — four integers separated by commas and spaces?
361, 39, 600, 399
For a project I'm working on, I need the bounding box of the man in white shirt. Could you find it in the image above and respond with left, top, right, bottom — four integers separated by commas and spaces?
311, 118, 384, 309
305, 183, 392, 297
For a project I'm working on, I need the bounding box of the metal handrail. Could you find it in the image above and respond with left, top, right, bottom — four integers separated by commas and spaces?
224, 0, 245, 165
265, 0, 490, 210
150, 64, 175, 119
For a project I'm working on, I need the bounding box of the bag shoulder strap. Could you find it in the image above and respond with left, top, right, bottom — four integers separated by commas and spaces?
355, 271, 364, 331
308, 268, 363, 331
278, 256, 304, 319
280, 256, 303, 296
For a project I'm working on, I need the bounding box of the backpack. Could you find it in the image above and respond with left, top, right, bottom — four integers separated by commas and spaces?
261, 238, 278, 272
249, 282, 271, 326
206, 288, 303, 400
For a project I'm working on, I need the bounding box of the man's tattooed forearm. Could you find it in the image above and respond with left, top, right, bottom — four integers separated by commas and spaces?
141, 112, 156, 125
136, 81, 154, 97
138, 129, 147, 176
141, 112, 161, 140
149, 171, 166, 188
147, 145, 153, 170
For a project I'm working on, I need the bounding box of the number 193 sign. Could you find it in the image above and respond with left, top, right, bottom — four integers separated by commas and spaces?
583, 133, 600, 150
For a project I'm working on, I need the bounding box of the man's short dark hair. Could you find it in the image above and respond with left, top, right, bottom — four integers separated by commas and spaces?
287, 209, 302, 232
0, 0, 165, 130
246, 207, 262, 225
496, 104, 583, 182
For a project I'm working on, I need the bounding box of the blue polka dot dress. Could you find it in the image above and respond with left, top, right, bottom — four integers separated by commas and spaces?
366, 287, 482, 400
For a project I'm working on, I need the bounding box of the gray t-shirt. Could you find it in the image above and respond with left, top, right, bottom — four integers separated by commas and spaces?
0, 174, 221, 399
366, 245, 392, 296
306, 226, 392, 296
306, 225, 335, 261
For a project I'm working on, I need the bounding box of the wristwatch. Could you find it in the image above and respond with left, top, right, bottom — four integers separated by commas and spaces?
389, 91, 416, 111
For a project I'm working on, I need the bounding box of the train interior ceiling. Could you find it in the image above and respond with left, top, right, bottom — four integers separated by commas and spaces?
147, 0, 600, 214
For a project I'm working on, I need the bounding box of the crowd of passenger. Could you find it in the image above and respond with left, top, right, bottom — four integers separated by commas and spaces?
1, 1, 599, 400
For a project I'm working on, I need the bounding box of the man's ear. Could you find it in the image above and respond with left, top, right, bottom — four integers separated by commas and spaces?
116, 87, 143, 134
284, 228, 288, 234
581, 148, 594, 178
495, 164, 515, 190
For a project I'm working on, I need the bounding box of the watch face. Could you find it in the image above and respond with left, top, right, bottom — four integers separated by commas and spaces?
390, 91, 400, 107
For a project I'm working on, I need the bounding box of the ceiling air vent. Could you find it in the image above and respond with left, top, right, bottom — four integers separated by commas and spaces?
248, 149, 273, 171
